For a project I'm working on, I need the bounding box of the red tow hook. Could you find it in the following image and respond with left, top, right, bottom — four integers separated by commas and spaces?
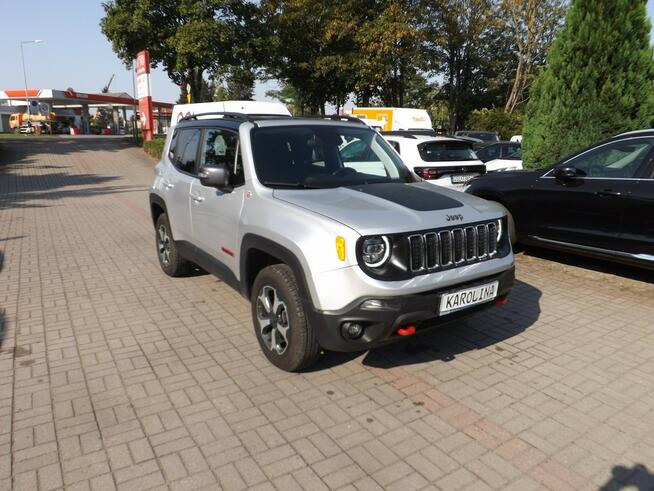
494, 296, 509, 306
396, 325, 416, 336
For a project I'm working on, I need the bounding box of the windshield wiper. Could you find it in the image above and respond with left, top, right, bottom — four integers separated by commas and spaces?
262, 180, 320, 189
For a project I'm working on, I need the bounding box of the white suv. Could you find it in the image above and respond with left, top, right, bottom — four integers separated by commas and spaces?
150, 113, 515, 371
382, 133, 486, 190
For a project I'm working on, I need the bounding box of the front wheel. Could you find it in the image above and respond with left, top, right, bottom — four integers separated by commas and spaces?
251, 264, 320, 372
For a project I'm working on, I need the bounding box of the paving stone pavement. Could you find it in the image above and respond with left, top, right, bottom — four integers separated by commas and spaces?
1, 137, 654, 491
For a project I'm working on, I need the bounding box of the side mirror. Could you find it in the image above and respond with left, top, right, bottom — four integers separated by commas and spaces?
199, 164, 230, 190
553, 166, 578, 179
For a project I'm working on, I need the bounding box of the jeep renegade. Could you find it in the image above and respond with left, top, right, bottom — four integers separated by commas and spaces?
150, 113, 515, 371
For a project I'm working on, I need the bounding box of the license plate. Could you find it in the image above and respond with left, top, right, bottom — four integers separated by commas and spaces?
451, 174, 477, 184
439, 281, 498, 315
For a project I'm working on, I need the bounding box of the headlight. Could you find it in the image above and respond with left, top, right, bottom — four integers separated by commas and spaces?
361, 236, 390, 267
496, 219, 503, 242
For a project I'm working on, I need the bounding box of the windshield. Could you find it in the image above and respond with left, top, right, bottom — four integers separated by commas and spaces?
251, 125, 415, 188
418, 141, 478, 162
505, 147, 522, 160
468, 132, 498, 142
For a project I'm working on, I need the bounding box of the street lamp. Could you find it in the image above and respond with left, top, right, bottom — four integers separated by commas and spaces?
20, 39, 44, 120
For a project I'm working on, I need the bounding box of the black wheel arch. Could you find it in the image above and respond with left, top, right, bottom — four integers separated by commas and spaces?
240, 234, 315, 308
149, 193, 167, 228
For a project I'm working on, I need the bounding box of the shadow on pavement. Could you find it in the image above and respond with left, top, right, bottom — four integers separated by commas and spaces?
313, 279, 541, 370
521, 245, 654, 284
0, 138, 146, 210
599, 464, 654, 490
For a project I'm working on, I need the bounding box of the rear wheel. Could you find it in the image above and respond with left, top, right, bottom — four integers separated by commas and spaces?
251, 264, 320, 372
155, 213, 191, 277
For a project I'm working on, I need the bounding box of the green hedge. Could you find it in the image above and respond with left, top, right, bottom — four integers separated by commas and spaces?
143, 137, 166, 160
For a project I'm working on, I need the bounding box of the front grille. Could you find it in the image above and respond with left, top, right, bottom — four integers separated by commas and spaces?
408, 222, 499, 272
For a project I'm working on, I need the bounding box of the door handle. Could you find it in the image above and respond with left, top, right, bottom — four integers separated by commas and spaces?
190, 194, 205, 203
162, 180, 174, 190
596, 190, 622, 197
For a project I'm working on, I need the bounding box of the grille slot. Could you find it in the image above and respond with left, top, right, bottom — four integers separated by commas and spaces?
424, 233, 439, 269
408, 222, 499, 273
408, 235, 425, 271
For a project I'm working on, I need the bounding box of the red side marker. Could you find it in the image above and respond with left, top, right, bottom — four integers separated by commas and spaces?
397, 325, 416, 336
221, 246, 235, 257
494, 296, 509, 305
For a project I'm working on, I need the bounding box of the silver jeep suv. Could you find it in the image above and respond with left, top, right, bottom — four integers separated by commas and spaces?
150, 113, 515, 371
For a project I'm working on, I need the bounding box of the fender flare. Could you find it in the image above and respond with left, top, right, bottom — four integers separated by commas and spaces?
149, 193, 167, 226
239, 234, 315, 308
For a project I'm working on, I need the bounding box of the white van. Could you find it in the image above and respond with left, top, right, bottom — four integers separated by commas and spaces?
351, 107, 432, 131
170, 100, 291, 127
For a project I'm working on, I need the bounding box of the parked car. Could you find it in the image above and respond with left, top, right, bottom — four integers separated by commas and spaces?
476, 143, 523, 172
19, 121, 49, 134
382, 134, 486, 190
150, 110, 515, 371
454, 131, 500, 147
484, 147, 523, 172
465, 130, 654, 269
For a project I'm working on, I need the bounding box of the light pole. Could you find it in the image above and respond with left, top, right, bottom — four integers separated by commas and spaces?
20, 39, 44, 124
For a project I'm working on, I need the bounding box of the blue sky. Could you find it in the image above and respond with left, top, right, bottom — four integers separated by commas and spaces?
1, 1, 653, 105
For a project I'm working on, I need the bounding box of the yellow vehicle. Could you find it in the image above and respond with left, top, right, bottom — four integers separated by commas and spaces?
9, 112, 54, 132
351, 107, 433, 131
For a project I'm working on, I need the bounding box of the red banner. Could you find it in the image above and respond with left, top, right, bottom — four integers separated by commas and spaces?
136, 50, 153, 140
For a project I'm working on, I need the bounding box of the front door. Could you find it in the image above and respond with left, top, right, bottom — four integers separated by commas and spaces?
190, 128, 245, 273
526, 137, 654, 250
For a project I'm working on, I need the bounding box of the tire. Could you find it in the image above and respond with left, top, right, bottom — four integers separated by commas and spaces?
251, 264, 320, 372
155, 213, 191, 277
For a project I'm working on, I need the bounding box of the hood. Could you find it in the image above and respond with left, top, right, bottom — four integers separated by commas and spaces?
273, 181, 504, 236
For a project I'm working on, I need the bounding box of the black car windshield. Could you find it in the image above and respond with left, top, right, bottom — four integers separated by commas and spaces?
418, 141, 478, 162
251, 125, 415, 188
467, 132, 498, 142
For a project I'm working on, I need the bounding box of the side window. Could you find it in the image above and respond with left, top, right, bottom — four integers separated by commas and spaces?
479, 145, 499, 161
564, 138, 654, 178
201, 129, 244, 187
505, 143, 521, 157
388, 140, 401, 154
171, 129, 201, 174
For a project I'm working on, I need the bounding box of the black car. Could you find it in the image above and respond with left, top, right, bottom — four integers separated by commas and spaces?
466, 130, 654, 269
476, 142, 522, 163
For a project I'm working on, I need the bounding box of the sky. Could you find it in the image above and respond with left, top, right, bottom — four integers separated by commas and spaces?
1, 0, 653, 107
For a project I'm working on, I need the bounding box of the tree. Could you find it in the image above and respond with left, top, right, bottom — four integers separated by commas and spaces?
523, 0, 654, 168
213, 66, 256, 101
422, 0, 500, 132
353, 0, 425, 107
266, 83, 306, 115
100, 0, 259, 102
501, 0, 566, 113
468, 107, 522, 139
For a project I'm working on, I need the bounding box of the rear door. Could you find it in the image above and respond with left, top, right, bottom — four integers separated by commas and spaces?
163, 128, 201, 242
619, 150, 654, 258
526, 137, 654, 250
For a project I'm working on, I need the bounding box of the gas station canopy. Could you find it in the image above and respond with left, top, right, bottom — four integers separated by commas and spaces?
0, 88, 173, 110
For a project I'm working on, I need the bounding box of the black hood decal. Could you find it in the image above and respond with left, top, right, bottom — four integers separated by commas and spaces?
346, 183, 464, 211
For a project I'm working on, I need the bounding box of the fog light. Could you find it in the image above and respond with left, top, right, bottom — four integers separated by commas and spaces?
361, 299, 386, 310
341, 322, 364, 340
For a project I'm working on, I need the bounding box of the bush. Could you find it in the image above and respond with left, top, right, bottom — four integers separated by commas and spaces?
523, 0, 654, 168
143, 137, 166, 160
466, 108, 522, 141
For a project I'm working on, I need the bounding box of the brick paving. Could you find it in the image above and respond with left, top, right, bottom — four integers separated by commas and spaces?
1, 136, 654, 490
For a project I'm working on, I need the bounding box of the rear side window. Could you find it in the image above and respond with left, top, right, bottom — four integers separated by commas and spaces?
418, 141, 477, 162
388, 140, 401, 154
170, 129, 201, 174
503, 143, 521, 157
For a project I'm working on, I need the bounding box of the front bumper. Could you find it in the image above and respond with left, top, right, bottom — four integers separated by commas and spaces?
308, 266, 514, 352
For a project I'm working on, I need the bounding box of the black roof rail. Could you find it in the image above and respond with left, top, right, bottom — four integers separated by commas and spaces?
300, 114, 368, 125
178, 112, 257, 123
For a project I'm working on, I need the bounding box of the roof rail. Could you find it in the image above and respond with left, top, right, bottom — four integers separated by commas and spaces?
301, 114, 368, 125
178, 112, 257, 123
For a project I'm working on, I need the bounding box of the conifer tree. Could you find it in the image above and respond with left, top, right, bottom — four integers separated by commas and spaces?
523, 0, 654, 168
